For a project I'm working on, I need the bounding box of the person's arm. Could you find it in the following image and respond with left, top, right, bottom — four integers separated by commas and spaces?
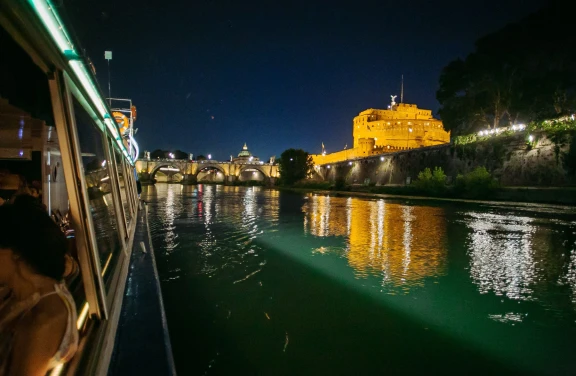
10, 296, 68, 376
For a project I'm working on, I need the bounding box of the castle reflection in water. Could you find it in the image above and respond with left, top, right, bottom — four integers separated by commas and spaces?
302, 194, 576, 305
302, 194, 448, 288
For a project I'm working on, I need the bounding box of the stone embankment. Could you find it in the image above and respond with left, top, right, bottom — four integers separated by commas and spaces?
317, 131, 576, 187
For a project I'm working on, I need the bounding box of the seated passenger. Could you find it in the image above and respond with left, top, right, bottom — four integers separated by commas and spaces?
0, 200, 78, 376
0, 170, 17, 207
11, 193, 41, 209
29, 186, 40, 199
11, 191, 46, 212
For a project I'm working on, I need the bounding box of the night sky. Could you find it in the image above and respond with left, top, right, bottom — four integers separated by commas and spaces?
64, 0, 546, 161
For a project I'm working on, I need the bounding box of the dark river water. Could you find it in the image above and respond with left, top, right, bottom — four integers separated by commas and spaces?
142, 184, 576, 375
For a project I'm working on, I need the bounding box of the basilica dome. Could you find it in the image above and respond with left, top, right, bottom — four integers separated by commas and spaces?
233, 143, 259, 163
237, 143, 252, 158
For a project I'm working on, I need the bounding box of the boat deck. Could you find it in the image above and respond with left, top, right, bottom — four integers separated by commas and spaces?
108, 203, 176, 375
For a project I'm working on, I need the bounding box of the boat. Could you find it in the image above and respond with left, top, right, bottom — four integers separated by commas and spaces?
0, 1, 175, 374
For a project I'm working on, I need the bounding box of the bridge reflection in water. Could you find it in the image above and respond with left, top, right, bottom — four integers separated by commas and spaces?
303, 195, 447, 288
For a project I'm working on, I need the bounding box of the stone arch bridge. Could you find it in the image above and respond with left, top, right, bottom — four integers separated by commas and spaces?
135, 158, 279, 185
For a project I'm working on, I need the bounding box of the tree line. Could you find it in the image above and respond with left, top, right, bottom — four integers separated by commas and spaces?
437, 3, 575, 135
143, 149, 206, 160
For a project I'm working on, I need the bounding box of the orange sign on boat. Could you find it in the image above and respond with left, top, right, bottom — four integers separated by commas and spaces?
131, 105, 137, 121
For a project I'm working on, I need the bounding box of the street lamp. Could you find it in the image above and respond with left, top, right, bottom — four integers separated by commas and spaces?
169, 153, 174, 159
208, 154, 212, 160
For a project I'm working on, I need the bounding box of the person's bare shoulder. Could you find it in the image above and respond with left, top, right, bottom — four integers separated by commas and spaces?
11, 295, 68, 376
28, 294, 68, 326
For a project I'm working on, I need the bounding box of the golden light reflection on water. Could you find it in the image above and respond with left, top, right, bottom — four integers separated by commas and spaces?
303, 195, 447, 289
568, 250, 576, 305
464, 211, 576, 312
163, 183, 177, 253
465, 212, 537, 301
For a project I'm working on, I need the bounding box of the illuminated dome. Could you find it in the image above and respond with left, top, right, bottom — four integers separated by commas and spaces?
237, 143, 252, 158
233, 143, 260, 163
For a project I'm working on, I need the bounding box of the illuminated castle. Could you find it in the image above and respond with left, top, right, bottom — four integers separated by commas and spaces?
312, 96, 450, 165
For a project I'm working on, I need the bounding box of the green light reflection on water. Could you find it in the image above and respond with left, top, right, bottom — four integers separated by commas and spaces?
146, 185, 576, 375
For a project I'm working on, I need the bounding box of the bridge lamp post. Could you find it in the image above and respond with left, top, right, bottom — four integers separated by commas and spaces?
208, 154, 212, 160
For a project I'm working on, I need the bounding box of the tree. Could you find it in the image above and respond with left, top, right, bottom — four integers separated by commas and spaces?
149, 149, 191, 159
437, 3, 576, 135
173, 150, 188, 159
278, 149, 314, 186
150, 149, 166, 159
196, 154, 206, 161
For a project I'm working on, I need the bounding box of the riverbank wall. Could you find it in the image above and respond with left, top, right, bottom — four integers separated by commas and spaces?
278, 186, 576, 206
317, 131, 576, 187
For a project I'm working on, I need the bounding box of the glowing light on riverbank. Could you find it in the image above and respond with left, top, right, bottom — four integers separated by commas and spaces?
479, 123, 525, 137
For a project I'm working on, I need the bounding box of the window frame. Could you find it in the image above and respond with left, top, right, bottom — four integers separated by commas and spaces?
106, 136, 129, 240
48, 70, 108, 319
1, 4, 142, 373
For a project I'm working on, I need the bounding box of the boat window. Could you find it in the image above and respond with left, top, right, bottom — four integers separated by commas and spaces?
113, 147, 132, 227
126, 163, 138, 214
44, 127, 70, 218
0, 26, 51, 204
71, 97, 122, 286
0, 24, 86, 307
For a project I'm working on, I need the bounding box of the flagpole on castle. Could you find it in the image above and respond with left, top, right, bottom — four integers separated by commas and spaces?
400, 74, 404, 104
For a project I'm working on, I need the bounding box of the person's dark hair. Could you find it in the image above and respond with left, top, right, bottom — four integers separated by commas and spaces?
12, 193, 43, 209
0, 198, 66, 280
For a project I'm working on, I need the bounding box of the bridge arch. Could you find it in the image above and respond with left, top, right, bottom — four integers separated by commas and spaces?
195, 163, 227, 176
195, 163, 227, 183
237, 165, 271, 182
311, 165, 326, 181
150, 163, 185, 182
